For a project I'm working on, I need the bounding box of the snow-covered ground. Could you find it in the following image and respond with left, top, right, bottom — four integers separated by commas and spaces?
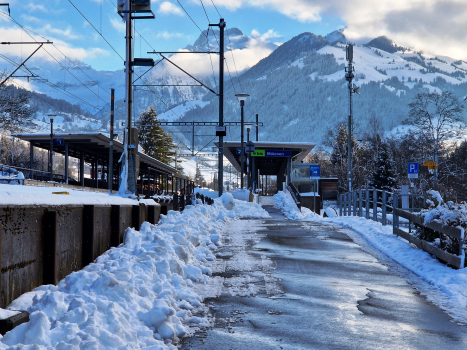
0, 184, 137, 206
0, 192, 269, 349
2, 182, 467, 348
274, 191, 467, 325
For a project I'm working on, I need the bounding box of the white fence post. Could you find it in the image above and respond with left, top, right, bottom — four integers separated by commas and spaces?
365, 189, 370, 219
393, 193, 399, 228
382, 190, 387, 226
373, 189, 378, 222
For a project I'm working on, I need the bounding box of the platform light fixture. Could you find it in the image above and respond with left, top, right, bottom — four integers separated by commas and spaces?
235, 93, 249, 189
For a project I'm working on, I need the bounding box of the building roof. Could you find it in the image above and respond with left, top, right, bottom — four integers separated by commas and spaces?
216, 141, 315, 175
13, 133, 177, 175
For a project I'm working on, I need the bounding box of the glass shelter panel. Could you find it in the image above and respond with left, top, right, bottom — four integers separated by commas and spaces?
291, 163, 319, 194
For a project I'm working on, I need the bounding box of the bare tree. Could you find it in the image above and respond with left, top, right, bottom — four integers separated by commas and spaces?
405, 91, 466, 188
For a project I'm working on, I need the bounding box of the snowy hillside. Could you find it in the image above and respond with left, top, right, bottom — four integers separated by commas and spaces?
176, 32, 467, 147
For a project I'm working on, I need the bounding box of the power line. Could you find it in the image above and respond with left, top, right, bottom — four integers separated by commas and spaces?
67, 0, 124, 61
176, 0, 206, 37
0, 13, 112, 109
209, 0, 222, 17
0, 54, 106, 111
226, 26, 244, 91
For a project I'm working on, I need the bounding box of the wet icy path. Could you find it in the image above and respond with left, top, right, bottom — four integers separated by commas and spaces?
182, 206, 467, 350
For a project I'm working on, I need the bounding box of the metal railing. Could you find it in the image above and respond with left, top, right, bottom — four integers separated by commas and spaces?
339, 188, 464, 268
339, 188, 426, 226
287, 182, 301, 210
0, 163, 66, 183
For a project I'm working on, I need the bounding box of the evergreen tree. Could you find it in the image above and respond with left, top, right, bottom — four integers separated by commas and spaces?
369, 144, 397, 191
137, 106, 179, 167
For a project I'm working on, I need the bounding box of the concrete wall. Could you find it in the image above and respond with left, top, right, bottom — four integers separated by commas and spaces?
0, 201, 161, 308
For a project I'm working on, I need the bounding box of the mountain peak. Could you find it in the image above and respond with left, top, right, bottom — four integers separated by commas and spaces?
187, 27, 245, 51
365, 36, 405, 53
326, 28, 346, 44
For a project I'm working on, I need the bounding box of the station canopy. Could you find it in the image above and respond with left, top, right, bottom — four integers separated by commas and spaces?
217, 141, 315, 176
14, 133, 177, 175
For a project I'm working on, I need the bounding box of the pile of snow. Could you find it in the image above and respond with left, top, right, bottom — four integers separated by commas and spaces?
0, 184, 138, 206
274, 190, 467, 325
0, 194, 269, 349
273, 191, 320, 220
194, 188, 252, 202
420, 190, 467, 229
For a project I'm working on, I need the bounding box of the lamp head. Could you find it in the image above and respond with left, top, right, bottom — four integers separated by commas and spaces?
235, 93, 249, 103
47, 113, 56, 123
244, 123, 254, 132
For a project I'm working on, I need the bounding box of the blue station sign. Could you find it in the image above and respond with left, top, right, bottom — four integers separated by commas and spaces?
265, 150, 291, 157
310, 165, 321, 179
53, 138, 65, 146
236, 148, 291, 157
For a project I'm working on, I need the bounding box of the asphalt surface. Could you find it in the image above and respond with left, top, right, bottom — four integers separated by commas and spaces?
181, 206, 467, 350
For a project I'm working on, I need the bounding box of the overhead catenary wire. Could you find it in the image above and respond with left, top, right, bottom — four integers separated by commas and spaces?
107, 0, 212, 129
175, 0, 206, 37
67, 0, 124, 61
226, 27, 244, 91
0, 54, 106, 111
0, 12, 112, 101
209, 0, 222, 17
0, 13, 113, 109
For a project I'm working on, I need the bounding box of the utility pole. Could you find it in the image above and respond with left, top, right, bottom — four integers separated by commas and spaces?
118, 0, 154, 196
209, 19, 226, 196
256, 114, 259, 142
47, 114, 56, 181
109, 88, 115, 195
124, 0, 134, 194
345, 44, 360, 192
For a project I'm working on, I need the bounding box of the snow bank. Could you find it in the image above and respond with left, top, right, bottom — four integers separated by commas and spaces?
0, 184, 138, 206
273, 191, 320, 220
0, 194, 269, 349
194, 188, 251, 202
274, 190, 467, 325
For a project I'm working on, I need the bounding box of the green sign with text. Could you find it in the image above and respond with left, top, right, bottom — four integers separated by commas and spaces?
251, 150, 265, 157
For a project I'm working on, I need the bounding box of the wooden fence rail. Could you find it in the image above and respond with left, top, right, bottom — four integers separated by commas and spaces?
393, 208, 465, 269
339, 189, 465, 269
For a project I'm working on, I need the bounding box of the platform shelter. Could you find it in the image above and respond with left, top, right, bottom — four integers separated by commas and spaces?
219, 141, 315, 193
13, 133, 193, 196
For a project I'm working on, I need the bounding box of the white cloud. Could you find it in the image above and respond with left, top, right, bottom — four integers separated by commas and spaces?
251, 29, 281, 41
27, 3, 48, 13
40, 24, 81, 40
0, 27, 110, 62
110, 16, 126, 33
213, 0, 467, 60
20, 14, 42, 24
158, 2, 184, 16
156, 31, 185, 40
152, 33, 276, 78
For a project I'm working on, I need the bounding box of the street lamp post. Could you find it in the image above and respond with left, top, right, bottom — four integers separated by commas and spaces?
245, 123, 255, 189
235, 93, 249, 189
48, 114, 56, 181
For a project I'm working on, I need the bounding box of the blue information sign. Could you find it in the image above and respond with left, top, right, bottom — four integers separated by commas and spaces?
265, 150, 291, 157
53, 138, 65, 146
408, 162, 419, 179
310, 165, 321, 179
236, 148, 291, 157
236, 148, 247, 155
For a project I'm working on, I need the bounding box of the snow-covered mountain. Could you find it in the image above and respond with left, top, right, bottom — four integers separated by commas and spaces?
175, 31, 467, 147
4, 28, 467, 149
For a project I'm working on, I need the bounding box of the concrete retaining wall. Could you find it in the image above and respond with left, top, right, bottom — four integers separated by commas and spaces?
0, 201, 161, 308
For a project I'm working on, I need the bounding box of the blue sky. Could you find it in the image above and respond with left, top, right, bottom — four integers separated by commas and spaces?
0, 0, 466, 72
0, 0, 343, 71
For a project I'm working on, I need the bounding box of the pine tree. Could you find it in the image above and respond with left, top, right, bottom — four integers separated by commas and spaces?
137, 106, 179, 167
369, 143, 397, 191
